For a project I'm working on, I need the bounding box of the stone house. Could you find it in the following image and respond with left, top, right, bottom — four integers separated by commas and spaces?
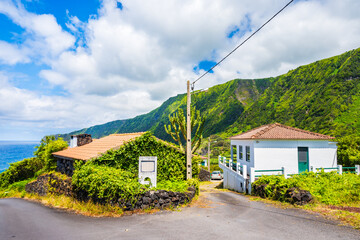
53, 132, 145, 176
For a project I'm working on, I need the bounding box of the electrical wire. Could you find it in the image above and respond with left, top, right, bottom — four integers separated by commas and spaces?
191, 0, 294, 88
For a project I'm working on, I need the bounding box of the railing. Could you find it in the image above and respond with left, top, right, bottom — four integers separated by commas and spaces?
219, 155, 360, 194
254, 168, 284, 178
343, 167, 356, 173
219, 156, 247, 175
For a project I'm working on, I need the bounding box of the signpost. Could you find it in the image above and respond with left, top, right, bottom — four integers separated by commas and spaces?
138, 156, 157, 187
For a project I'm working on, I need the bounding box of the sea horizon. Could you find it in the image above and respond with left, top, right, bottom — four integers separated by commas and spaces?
0, 141, 39, 173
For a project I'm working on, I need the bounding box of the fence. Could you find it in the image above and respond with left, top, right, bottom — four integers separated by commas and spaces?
219, 155, 360, 194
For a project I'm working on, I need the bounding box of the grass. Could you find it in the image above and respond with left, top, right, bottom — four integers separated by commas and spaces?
0, 187, 125, 217
250, 172, 360, 229
0, 178, 198, 217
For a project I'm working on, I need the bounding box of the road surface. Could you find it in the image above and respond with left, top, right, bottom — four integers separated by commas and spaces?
0, 183, 359, 240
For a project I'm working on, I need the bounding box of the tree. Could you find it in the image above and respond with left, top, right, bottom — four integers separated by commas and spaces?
35, 135, 68, 171
337, 136, 360, 167
164, 107, 206, 154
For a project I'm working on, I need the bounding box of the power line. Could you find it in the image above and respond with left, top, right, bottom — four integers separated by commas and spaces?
191, 0, 294, 88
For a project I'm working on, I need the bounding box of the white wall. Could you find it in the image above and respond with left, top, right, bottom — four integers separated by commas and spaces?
231, 139, 337, 175
219, 163, 246, 192
309, 144, 337, 170
231, 140, 254, 170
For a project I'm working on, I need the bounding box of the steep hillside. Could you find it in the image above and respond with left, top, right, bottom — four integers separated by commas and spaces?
61, 78, 271, 141
61, 47, 360, 142
226, 48, 360, 137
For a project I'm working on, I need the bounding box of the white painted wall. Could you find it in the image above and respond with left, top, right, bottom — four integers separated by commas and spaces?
231, 139, 337, 175
219, 163, 246, 192
231, 140, 255, 170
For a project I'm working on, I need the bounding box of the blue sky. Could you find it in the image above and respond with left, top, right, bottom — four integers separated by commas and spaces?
0, 0, 359, 141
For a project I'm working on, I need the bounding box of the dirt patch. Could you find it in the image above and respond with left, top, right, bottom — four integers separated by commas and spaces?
190, 194, 214, 208
328, 205, 360, 213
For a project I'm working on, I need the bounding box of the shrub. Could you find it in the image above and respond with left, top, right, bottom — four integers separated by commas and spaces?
252, 171, 360, 206
0, 157, 42, 188
337, 136, 360, 167
156, 178, 199, 195
72, 165, 148, 204
35, 136, 68, 171
92, 132, 200, 181
0, 136, 67, 189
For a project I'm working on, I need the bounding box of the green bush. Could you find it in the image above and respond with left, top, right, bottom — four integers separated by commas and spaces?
0, 158, 42, 188
156, 178, 199, 195
337, 136, 360, 167
72, 165, 148, 203
253, 171, 360, 206
92, 132, 200, 181
0, 136, 67, 189
35, 136, 68, 171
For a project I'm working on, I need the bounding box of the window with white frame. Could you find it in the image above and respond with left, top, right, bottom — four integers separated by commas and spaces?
231, 145, 237, 161
239, 145, 243, 160
246, 146, 250, 162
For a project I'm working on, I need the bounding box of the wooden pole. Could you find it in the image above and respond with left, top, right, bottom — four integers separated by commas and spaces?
208, 137, 210, 172
186, 80, 192, 179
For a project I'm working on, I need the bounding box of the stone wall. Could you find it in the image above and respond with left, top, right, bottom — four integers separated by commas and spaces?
26, 174, 197, 211
56, 158, 75, 176
25, 173, 73, 197
126, 187, 196, 211
76, 187, 196, 211
199, 168, 211, 181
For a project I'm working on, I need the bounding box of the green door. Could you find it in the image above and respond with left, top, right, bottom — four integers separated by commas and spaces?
298, 147, 309, 173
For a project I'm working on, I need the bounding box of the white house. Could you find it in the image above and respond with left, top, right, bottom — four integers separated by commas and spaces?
219, 123, 337, 193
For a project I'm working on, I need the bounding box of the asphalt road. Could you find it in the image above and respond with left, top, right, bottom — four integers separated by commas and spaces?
1, 186, 359, 240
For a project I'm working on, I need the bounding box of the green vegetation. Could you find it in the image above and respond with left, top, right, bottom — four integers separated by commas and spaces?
0, 158, 41, 189
1, 132, 200, 214
227, 48, 360, 138
60, 78, 271, 142
0, 137, 67, 189
92, 132, 200, 181
71, 132, 200, 205
253, 172, 360, 206
60, 48, 360, 162
337, 136, 360, 166
34, 136, 68, 171
72, 165, 148, 203
164, 106, 206, 153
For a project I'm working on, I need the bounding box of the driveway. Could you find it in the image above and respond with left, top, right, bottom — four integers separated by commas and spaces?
0, 183, 359, 240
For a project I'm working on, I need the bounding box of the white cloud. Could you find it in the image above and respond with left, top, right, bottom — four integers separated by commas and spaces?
0, 0, 75, 64
1, 0, 360, 140
0, 40, 29, 65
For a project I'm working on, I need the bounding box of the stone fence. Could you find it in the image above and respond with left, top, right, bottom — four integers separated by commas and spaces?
25, 173, 196, 211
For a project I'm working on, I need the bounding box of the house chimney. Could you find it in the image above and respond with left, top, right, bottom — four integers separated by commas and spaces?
70, 135, 78, 148
70, 134, 92, 148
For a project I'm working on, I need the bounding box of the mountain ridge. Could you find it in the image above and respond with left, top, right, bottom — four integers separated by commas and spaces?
60, 47, 360, 141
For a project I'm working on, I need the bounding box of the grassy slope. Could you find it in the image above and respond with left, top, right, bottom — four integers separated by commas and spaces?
61, 79, 271, 141
61, 47, 360, 141
225, 48, 360, 137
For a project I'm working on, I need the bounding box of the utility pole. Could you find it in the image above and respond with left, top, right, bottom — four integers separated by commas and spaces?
186, 80, 192, 179
208, 137, 210, 172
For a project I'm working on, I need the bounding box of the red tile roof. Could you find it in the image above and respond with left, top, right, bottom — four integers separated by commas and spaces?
230, 123, 334, 140
53, 132, 145, 161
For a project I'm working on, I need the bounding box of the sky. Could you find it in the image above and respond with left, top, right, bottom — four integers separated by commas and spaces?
0, 0, 359, 141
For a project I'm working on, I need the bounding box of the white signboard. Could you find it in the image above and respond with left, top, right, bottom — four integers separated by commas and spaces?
141, 161, 155, 172
138, 156, 157, 187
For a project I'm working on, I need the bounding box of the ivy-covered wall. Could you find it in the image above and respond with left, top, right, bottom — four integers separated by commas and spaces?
92, 132, 200, 181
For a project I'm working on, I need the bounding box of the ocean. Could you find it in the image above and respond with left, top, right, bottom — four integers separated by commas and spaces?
0, 141, 39, 173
